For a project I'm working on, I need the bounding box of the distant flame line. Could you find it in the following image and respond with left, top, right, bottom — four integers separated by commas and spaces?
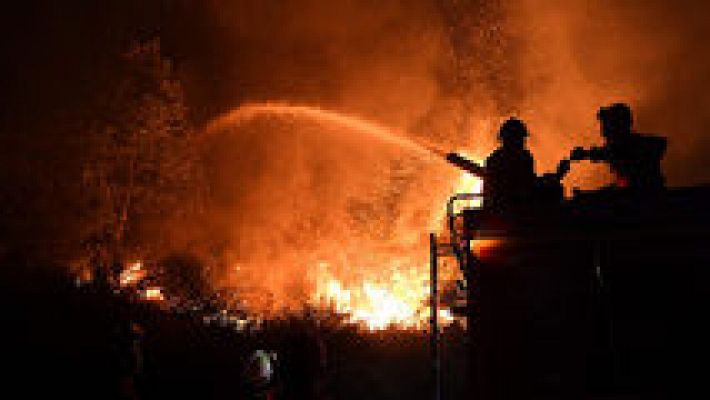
204, 101, 447, 160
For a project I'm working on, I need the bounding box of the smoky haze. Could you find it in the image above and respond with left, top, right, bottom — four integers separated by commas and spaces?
1, 1, 709, 306
510, 0, 710, 188
163, 1, 449, 135
159, 0, 710, 186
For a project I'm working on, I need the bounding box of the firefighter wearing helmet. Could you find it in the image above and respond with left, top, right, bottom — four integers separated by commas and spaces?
445, 117, 571, 213
243, 349, 278, 399
571, 103, 667, 190
483, 118, 538, 214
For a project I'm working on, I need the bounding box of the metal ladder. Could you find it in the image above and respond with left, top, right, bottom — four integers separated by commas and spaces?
429, 193, 483, 400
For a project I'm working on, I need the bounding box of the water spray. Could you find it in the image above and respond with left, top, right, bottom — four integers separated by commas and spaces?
196, 100, 476, 330
203, 101, 450, 161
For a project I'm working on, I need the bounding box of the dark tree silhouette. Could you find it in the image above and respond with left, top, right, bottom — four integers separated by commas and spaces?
80, 38, 205, 282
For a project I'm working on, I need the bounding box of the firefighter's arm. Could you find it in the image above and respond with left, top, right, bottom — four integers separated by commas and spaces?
570, 146, 608, 162
649, 135, 667, 159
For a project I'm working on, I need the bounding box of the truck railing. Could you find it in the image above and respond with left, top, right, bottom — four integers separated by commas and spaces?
446, 193, 484, 277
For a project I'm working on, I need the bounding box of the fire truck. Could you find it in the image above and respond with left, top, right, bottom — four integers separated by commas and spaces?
430, 186, 709, 399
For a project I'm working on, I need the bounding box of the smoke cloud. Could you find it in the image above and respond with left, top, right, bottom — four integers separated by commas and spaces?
508, 0, 710, 187
163, 0, 710, 188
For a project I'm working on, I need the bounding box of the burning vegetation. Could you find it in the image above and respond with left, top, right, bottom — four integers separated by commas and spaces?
73, 38, 485, 332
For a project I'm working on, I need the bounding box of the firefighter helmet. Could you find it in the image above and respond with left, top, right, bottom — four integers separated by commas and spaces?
597, 103, 633, 127
498, 118, 529, 141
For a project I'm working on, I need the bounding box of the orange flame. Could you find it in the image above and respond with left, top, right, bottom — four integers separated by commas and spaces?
141, 287, 165, 302
119, 261, 146, 287
310, 260, 440, 330
118, 261, 166, 303
302, 168, 483, 330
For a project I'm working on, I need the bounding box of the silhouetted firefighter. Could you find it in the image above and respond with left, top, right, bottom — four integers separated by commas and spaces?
446, 118, 569, 214
446, 118, 534, 214
571, 102, 667, 190
484, 118, 538, 213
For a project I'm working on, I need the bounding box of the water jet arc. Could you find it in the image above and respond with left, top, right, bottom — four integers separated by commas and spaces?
204, 102, 446, 159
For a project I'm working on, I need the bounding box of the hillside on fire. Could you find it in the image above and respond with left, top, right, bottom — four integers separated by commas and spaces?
2, 1, 709, 399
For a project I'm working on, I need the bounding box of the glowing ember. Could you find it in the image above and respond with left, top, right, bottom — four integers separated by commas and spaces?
118, 261, 166, 303
141, 287, 165, 302
119, 261, 147, 287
